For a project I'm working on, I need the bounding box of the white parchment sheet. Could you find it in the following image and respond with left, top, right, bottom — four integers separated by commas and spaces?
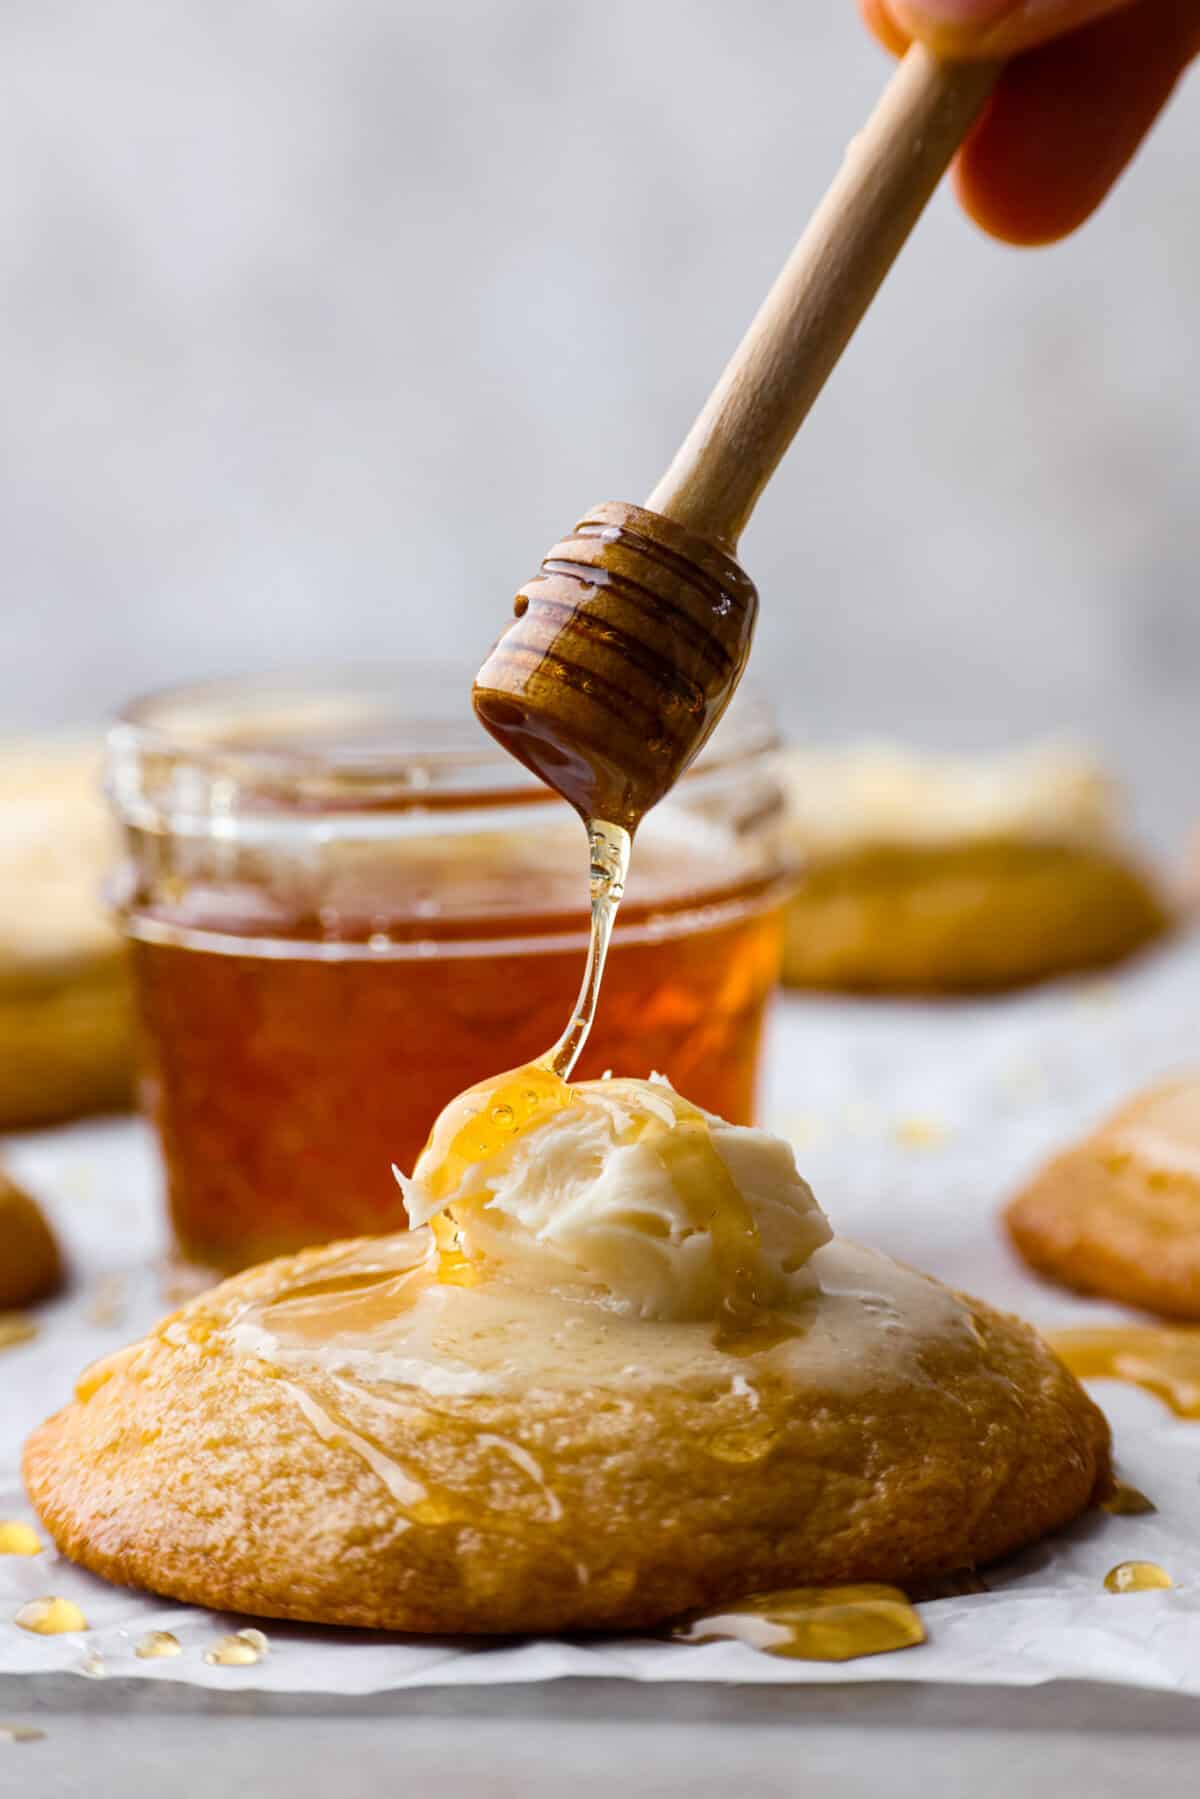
4, 930, 1200, 1694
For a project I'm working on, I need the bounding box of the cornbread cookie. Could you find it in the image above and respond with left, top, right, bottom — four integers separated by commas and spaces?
1006, 1076, 1200, 1319
0, 1170, 62, 1307
0, 742, 134, 1127
25, 1233, 1109, 1633
779, 743, 1168, 993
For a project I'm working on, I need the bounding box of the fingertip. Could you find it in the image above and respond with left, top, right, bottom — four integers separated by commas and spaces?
890, 0, 1133, 58
951, 2, 1199, 248
859, 0, 912, 56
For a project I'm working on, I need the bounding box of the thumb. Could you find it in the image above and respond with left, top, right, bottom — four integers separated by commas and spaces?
886, 0, 1138, 56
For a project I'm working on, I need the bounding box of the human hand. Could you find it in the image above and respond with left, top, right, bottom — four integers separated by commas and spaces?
860, 0, 1200, 242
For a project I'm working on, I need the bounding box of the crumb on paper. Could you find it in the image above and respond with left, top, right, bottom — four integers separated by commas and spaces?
894, 1116, 950, 1150
87, 1275, 126, 1328
839, 1102, 879, 1139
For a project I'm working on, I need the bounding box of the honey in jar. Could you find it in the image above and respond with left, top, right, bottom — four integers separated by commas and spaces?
108, 670, 790, 1272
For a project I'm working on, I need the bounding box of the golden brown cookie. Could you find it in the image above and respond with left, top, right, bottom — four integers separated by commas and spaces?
1006, 1077, 1200, 1319
782, 839, 1169, 994
25, 1234, 1109, 1633
0, 742, 135, 1128
778, 745, 1168, 994
0, 1170, 63, 1308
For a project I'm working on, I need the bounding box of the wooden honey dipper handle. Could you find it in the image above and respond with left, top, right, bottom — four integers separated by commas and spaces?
476, 45, 1001, 828
646, 44, 1002, 549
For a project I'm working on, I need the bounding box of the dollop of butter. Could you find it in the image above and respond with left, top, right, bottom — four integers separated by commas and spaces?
396, 1072, 831, 1322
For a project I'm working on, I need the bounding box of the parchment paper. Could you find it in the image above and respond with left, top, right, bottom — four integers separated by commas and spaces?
4, 930, 1200, 1694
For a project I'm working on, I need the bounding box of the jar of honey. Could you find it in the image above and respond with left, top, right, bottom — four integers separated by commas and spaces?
108, 668, 791, 1273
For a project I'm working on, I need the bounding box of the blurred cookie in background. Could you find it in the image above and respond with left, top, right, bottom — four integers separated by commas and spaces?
0, 1168, 63, 1306
0, 742, 134, 1129
1006, 1076, 1200, 1320
777, 743, 1170, 995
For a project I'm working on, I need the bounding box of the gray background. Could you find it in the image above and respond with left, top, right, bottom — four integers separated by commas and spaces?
2, 0, 1197, 834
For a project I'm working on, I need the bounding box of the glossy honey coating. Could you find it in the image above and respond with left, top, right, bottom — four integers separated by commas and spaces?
24, 1215, 1108, 1633
473, 502, 758, 829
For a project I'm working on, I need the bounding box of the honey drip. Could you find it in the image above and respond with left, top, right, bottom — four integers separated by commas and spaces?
0, 1522, 42, 1557
637, 1090, 768, 1343
13, 1597, 88, 1635
204, 1628, 268, 1666
542, 818, 631, 1079
136, 1630, 182, 1659
1104, 1561, 1173, 1594
1101, 1481, 1156, 1517
668, 1584, 925, 1662
0, 1725, 45, 1745
1046, 1326, 1200, 1417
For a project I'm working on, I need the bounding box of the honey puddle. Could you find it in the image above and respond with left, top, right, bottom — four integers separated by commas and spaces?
13, 1598, 87, 1635
667, 1584, 925, 1662
1046, 1326, 1200, 1417
1104, 1561, 1172, 1594
0, 1522, 42, 1557
1101, 1480, 1156, 1517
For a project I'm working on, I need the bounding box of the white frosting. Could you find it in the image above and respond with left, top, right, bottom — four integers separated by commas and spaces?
0, 741, 119, 973
397, 1076, 831, 1322
780, 741, 1120, 858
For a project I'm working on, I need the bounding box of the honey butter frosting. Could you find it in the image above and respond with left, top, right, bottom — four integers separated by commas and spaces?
0, 741, 119, 975
780, 741, 1120, 858
395, 1073, 832, 1322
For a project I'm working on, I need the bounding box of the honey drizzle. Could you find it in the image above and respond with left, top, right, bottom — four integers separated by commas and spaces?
667, 1584, 925, 1662
1046, 1326, 1200, 1418
637, 1090, 769, 1342
542, 818, 631, 1079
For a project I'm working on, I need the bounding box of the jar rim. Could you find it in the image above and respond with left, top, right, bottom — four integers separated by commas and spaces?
110, 662, 778, 810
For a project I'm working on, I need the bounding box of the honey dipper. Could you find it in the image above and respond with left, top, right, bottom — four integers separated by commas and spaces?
474, 44, 1000, 830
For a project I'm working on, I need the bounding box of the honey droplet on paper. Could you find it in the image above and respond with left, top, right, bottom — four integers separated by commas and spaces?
204, 1628, 268, 1666
135, 1630, 181, 1659
1101, 1481, 1156, 1517
78, 1650, 106, 1679
668, 1584, 925, 1662
14, 1597, 88, 1635
1046, 1326, 1200, 1418
0, 1316, 36, 1351
1104, 1561, 1173, 1594
0, 1725, 45, 1745
0, 1522, 42, 1556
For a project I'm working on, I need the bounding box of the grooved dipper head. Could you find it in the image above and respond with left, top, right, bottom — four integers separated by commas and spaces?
472, 501, 758, 829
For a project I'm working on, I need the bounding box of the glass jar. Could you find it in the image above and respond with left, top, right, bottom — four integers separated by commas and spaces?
107, 666, 791, 1273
